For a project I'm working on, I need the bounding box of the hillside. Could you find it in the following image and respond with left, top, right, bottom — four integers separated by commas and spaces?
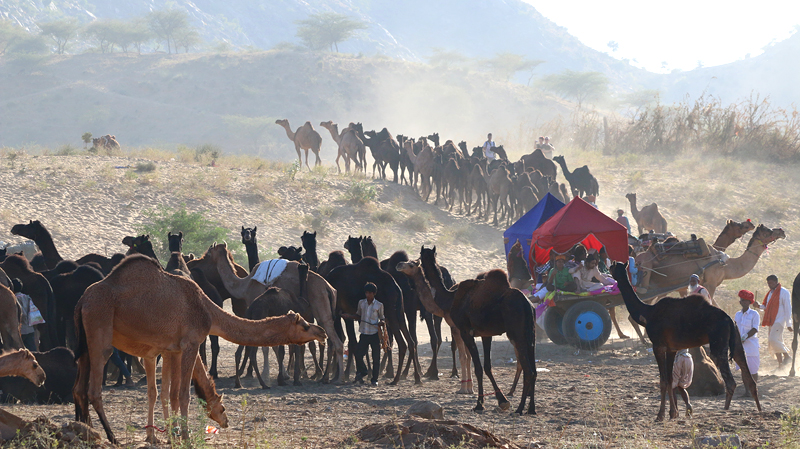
0, 50, 569, 153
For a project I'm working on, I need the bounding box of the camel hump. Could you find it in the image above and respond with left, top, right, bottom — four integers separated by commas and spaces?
358, 256, 381, 269
484, 269, 510, 286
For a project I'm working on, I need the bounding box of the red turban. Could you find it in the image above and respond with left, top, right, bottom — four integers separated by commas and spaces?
738, 290, 755, 304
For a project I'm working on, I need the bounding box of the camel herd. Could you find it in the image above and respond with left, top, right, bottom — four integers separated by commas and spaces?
276, 119, 600, 226
0, 218, 538, 443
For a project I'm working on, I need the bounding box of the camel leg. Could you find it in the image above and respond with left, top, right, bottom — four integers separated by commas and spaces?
450, 338, 459, 378
276, 346, 289, 386
396, 306, 422, 385
160, 354, 173, 424
233, 345, 246, 388
199, 339, 207, 368
251, 347, 270, 389
294, 143, 303, 169
462, 332, 485, 412
481, 337, 511, 410
293, 344, 304, 386
83, 310, 118, 444
309, 341, 322, 380
177, 346, 199, 441
314, 149, 321, 167
508, 360, 522, 397
789, 322, 798, 377
73, 350, 91, 426
423, 311, 440, 380
339, 318, 358, 381
304, 149, 311, 171
400, 307, 419, 380
653, 348, 668, 422
609, 307, 630, 339
628, 316, 647, 345
335, 152, 343, 173
209, 335, 219, 379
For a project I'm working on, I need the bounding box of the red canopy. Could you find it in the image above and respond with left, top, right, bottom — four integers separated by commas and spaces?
528, 197, 629, 267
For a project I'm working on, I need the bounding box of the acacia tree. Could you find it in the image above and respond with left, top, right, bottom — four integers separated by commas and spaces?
295, 12, 367, 52
538, 70, 609, 107
38, 18, 80, 54
485, 52, 544, 82
147, 9, 191, 54
174, 27, 202, 53
427, 47, 470, 69
85, 20, 118, 53
0, 20, 27, 56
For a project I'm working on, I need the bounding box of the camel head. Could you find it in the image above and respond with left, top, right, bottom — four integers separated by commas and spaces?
286, 311, 327, 344
167, 232, 183, 253
396, 259, 422, 276
427, 132, 440, 146
301, 230, 316, 248
726, 219, 755, 236
10, 349, 45, 387
10, 220, 46, 241
509, 240, 523, 258
420, 245, 437, 264
277, 246, 303, 261
344, 235, 362, 253
625, 193, 636, 202
748, 225, 786, 247
241, 227, 257, 245
206, 242, 230, 262
319, 120, 332, 129
275, 119, 289, 127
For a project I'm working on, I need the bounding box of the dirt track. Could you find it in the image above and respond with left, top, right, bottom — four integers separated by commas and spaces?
3, 321, 795, 448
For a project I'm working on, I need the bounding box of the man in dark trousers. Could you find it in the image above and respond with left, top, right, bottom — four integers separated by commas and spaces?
343, 282, 385, 386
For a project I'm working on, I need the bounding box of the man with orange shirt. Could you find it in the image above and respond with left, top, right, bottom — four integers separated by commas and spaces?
760, 274, 792, 365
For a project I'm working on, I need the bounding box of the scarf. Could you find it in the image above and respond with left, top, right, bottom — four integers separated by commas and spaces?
762, 284, 781, 327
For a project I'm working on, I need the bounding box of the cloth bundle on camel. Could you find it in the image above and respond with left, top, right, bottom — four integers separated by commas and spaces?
252, 259, 288, 285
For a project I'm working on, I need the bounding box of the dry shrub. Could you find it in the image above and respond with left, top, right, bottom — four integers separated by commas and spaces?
403, 211, 431, 233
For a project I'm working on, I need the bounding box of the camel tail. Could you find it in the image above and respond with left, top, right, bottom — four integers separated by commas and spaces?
298, 263, 309, 299
524, 299, 535, 348
727, 318, 738, 362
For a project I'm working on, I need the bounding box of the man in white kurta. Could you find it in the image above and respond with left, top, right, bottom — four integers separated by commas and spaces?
735, 289, 760, 381
760, 275, 793, 365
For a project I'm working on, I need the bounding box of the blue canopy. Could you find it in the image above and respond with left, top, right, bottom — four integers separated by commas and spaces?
503, 193, 565, 259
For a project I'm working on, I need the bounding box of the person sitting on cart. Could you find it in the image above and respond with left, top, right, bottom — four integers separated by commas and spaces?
596, 246, 611, 274
566, 244, 587, 269
570, 254, 616, 293
533, 254, 576, 301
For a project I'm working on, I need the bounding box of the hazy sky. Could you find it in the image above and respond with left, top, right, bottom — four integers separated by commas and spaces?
524, 0, 800, 73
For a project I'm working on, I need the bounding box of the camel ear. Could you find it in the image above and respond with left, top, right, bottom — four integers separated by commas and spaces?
179, 232, 183, 240
313, 231, 316, 236
253, 226, 257, 233
168, 232, 172, 238
421, 245, 424, 254
241, 226, 245, 232
433, 246, 436, 254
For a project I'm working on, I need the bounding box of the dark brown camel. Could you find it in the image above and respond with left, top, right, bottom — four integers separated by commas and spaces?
363, 128, 401, 183
326, 257, 422, 385
419, 247, 537, 415
318, 250, 348, 278
552, 155, 598, 198
611, 263, 760, 421
712, 219, 755, 251
301, 231, 320, 272
0, 255, 58, 349
788, 272, 800, 377
344, 235, 364, 263
361, 236, 378, 259
122, 235, 160, 263
520, 149, 557, 179
240, 226, 259, 273
396, 135, 415, 186
50, 264, 104, 350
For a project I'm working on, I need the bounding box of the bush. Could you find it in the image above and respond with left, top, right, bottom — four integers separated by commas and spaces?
55, 144, 78, 156
195, 144, 222, 163
135, 161, 157, 172
403, 211, 431, 233
372, 209, 396, 223
343, 181, 377, 205
135, 205, 243, 260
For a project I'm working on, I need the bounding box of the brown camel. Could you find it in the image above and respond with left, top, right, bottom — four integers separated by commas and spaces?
1, 255, 57, 349
485, 165, 513, 226
405, 137, 435, 201
0, 349, 46, 385
275, 119, 323, 170
626, 193, 667, 235
320, 121, 364, 173
418, 247, 537, 415
204, 243, 344, 383
72, 255, 327, 444
712, 219, 755, 251
611, 263, 760, 421
0, 283, 24, 350
466, 161, 489, 218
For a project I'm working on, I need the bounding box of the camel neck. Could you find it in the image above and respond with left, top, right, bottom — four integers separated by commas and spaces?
281, 124, 295, 140
627, 197, 639, 217
408, 269, 448, 317
244, 242, 259, 273
35, 235, 62, 269
723, 242, 767, 279
349, 248, 363, 264
207, 305, 297, 347
420, 259, 455, 312
0, 353, 31, 379
616, 269, 652, 326
555, 159, 571, 176
214, 253, 250, 300
325, 126, 339, 144
712, 228, 736, 251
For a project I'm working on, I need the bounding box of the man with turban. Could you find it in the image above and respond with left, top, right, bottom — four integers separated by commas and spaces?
735, 289, 761, 381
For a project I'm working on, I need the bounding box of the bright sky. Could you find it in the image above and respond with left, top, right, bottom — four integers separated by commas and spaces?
523, 0, 800, 73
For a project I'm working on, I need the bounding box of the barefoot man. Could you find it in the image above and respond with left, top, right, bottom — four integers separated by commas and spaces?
760, 274, 793, 366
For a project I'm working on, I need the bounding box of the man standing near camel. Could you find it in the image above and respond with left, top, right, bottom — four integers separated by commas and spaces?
735, 289, 760, 382
483, 133, 496, 161
760, 274, 793, 366
342, 282, 385, 386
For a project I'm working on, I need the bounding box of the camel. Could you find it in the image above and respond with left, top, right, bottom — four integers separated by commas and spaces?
363, 128, 401, 182
361, 235, 378, 259
404, 138, 435, 201
345, 235, 364, 263
466, 161, 489, 218
625, 193, 667, 235
122, 235, 160, 263
1, 255, 58, 349
417, 247, 537, 415
611, 263, 760, 421
241, 226, 259, 272
72, 255, 327, 444
320, 121, 364, 173
712, 219, 755, 251
50, 264, 104, 350
318, 250, 348, 278
507, 241, 533, 290
552, 155, 598, 198
484, 165, 513, 226
0, 283, 24, 351
0, 349, 46, 386
789, 272, 800, 377
301, 231, 319, 272
442, 157, 465, 213
326, 257, 423, 384
275, 119, 323, 170
0, 347, 74, 404
396, 135, 415, 185
519, 149, 557, 180
204, 243, 344, 383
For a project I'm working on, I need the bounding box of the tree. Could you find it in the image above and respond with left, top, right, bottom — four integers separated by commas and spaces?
85, 20, 118, 53
607, 40, 619, 52
105, 19, 152, 53
81, 132, 92, 148
427, 47, 470, 69
537, 70, 609, 107
38, 18, 80, 54
147, 9, 191, 54
0, 21, 37, 56
619, 89, 661, 109
484, 52, 544, 82
295, 12, 367, 52
174, 27, 202, 53
222, 115, 274, 151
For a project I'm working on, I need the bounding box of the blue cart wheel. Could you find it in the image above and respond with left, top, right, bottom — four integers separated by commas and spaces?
562, 301, 612, 350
